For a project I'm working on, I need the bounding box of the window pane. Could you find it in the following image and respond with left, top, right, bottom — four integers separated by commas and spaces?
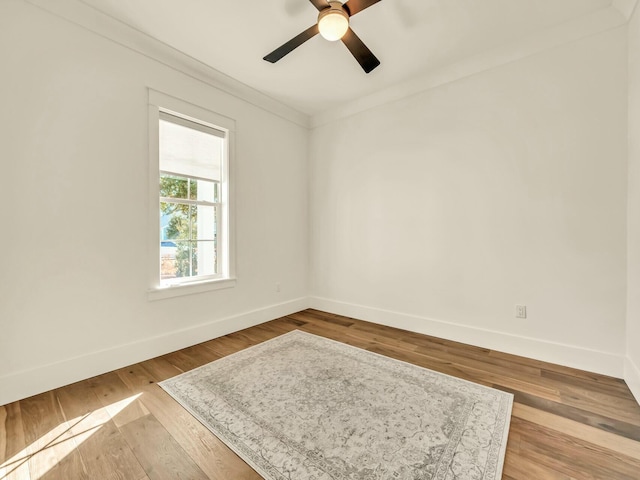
193, 204, 216, 241
160, 202, 190, 241
195, 240, 217, 276
160, 240, 184, 280
160, 240, 194, 279
196, 179, 219, 203
161, 240, 217, 279
160, 175, 189, 200
160, 240, 177, 280
189, 179, 198, 200
161, 240, 192, 279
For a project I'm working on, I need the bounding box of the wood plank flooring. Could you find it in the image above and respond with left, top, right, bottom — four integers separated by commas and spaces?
1, 309, 640, 479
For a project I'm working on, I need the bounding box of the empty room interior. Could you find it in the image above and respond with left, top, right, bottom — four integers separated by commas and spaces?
2, 0, 640, 479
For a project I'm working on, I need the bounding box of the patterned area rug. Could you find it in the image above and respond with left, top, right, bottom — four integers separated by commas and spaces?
160, 331, 513, 480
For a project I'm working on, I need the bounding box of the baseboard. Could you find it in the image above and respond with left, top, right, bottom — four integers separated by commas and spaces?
624, 356, 640, 405
3, 295, 629, 407
309, 297, 625, 378
0, 297, 308, 406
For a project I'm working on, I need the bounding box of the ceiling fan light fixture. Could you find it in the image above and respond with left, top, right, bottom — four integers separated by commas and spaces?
263, 0, 381, 73
318, 3, 349, 41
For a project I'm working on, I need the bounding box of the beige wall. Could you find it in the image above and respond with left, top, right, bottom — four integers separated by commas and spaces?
627, 2, 640, 403
0, 0, 309, 405
310, 27, 629, 375
2, 0, 638, 406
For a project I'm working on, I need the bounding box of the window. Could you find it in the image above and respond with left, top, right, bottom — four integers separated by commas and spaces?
148, 90, 235, 298
159, 111, 225, 284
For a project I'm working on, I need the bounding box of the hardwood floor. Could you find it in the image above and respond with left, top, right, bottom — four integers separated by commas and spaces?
2, 309, 640, 479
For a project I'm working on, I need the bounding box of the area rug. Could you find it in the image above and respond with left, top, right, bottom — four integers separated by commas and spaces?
160, 330, 513, 480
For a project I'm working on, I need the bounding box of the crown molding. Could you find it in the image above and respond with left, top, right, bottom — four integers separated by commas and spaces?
311, 5, 628, 128
22, 0, 310, 128
21, 0, 630, 132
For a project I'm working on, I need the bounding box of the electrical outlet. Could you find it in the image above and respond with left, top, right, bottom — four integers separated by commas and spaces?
276, 282, 281, 293
515, 305, 527, 319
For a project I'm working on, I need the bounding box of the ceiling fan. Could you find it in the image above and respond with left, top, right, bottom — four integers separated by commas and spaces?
264, 0, 382, 74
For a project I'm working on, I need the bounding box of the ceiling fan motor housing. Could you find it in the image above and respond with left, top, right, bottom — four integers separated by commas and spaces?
319, 1, 350, 19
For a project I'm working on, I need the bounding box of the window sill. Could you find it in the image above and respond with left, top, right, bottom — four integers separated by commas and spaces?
147, 277, 236, 301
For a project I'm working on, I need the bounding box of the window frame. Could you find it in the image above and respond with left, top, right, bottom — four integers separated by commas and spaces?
147, 89, 236, 300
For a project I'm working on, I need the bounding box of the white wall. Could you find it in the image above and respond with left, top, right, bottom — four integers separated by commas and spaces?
310, 27, 629, 376
0, 0, 308, 405
627, 3, 640, 403
0, 0, 636, 407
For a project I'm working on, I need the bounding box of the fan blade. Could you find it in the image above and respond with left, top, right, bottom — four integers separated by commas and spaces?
341, 27, 380, 73
263, 24, 320, 63
309, 0, 328, 11
343, 0, 382, 16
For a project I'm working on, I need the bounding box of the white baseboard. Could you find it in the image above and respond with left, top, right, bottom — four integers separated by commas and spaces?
625, 356, 640, 405
2, 296, 630, 407
309, 296, 625, 378
0, 297, 308, 406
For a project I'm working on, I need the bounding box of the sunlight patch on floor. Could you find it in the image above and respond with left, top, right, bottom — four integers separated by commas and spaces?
0, 394, 141, 480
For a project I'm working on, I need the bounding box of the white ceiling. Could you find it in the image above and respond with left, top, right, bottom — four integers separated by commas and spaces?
79, 0, 614, 116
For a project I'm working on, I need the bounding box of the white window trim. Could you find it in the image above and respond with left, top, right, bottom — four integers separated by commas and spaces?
147, 89, 236, 301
